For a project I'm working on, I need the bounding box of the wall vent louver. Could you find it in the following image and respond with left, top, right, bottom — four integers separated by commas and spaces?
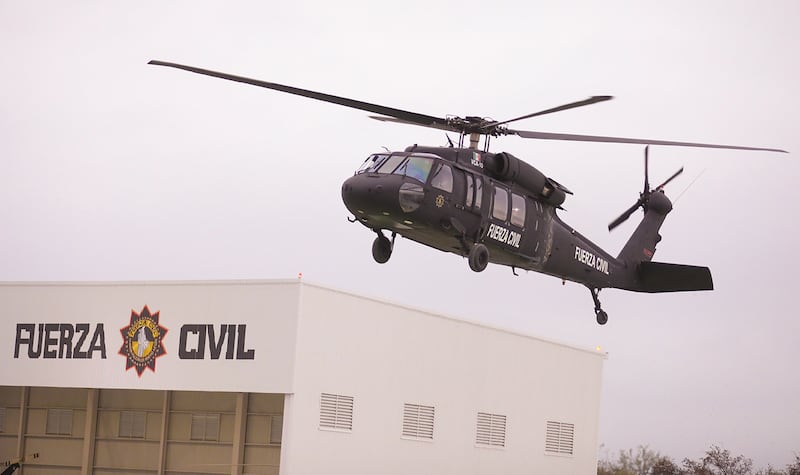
545, 420, 574, 455
402, 403, 435, 440
476, 412, 507, 448
319, 393, 354, 431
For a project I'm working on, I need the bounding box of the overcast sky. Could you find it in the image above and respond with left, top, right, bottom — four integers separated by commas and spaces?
2, 0, 798, 469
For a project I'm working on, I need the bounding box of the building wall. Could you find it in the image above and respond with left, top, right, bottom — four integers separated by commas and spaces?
0, 386, 283, 475
0, 280, 605, 474
281, 284, 605, 475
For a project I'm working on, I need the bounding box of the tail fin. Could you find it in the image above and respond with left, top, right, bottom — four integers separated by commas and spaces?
637, 261, 713, 292
614, 192, 713, 293
616, 191, 672, 265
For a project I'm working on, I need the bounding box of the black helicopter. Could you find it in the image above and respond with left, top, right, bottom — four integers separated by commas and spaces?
149, 60, 785, 325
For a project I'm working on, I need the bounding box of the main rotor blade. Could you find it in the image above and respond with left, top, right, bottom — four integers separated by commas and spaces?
486, 96, 613, 129
509, 129, 787, 153
608, 200, 643, 231
148, 60, 450, 129
655, 166, 684, 190
368, 115, 462, 134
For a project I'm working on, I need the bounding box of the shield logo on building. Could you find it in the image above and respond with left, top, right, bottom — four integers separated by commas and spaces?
119, 305, 168, 377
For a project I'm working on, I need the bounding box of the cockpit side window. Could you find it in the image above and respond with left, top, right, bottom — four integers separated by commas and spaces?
356, 154, 389, 174
393, 156, 434, 183
464, 173, 483, 211
375, 154, 406, 174
431, 164, 453, 193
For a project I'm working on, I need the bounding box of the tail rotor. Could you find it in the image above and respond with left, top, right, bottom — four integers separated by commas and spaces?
608, 146, 683, 231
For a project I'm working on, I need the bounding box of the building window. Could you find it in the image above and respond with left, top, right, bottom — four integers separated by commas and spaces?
545, 420, 574, 455
476, 412, 507, 448
319, 393, 353, 431
190, 413, 220, 441
119, 411, 146, 438
402, 403, 434, 440
269, 415, 283, 444
46, 409, 73, 436
0, 407, 5, 432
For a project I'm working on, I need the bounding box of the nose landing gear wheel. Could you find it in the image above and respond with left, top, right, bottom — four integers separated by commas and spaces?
468, 243, 489, 272
372, 234, 393, 264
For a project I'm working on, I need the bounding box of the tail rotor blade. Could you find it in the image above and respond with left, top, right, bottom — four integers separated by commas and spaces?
655, 166, 685, 190
608, 200, 643, 231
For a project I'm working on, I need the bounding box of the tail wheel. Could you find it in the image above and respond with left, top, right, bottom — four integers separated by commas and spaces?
595, 309, 608, 325
372, 235, 392, 264
468, 243, 489, 272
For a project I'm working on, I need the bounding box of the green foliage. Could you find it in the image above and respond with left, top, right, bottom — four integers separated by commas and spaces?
682, 445, 753, 475
598, 445, 667, 475
785, 454, 800, 475
598, 446, 800, 475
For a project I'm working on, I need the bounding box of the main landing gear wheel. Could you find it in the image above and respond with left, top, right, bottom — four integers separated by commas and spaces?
372, 233, 393, 264
468, 243, 489, 272
589, 287, 608, 325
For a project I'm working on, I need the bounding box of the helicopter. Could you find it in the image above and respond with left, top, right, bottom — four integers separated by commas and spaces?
148, 60, 786, 325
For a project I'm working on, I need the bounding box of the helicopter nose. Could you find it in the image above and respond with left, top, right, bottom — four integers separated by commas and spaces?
341, 174, 403, 219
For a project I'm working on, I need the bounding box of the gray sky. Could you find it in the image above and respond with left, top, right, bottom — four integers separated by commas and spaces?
2, 0, 798, 468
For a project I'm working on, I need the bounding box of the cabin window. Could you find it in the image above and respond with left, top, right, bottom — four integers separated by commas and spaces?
492, 186, 509, 221
376, 154, 406, 174
394, 156, 434, 183
431, 164, 453, 193
474, 176, 483, 209
510, 193, 526, 228
465, 174, 474, 207
356, 153, 388, 174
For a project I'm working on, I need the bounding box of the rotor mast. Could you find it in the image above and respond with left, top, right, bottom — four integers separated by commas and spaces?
469, 132, 480, 150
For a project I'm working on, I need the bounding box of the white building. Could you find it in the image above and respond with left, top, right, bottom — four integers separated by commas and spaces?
0, 279, 605, 474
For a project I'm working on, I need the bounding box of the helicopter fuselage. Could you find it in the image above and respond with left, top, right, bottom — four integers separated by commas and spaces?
342, 145, 629, 289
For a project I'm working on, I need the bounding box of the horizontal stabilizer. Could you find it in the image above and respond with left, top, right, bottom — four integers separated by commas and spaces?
637, 262, 713, 293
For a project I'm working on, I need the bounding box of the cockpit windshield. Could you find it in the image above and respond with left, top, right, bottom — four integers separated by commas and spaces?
359, 153, 438, 184
356, 154, 389, 174
393, 155, 434, 183
375, 154, 406, 174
